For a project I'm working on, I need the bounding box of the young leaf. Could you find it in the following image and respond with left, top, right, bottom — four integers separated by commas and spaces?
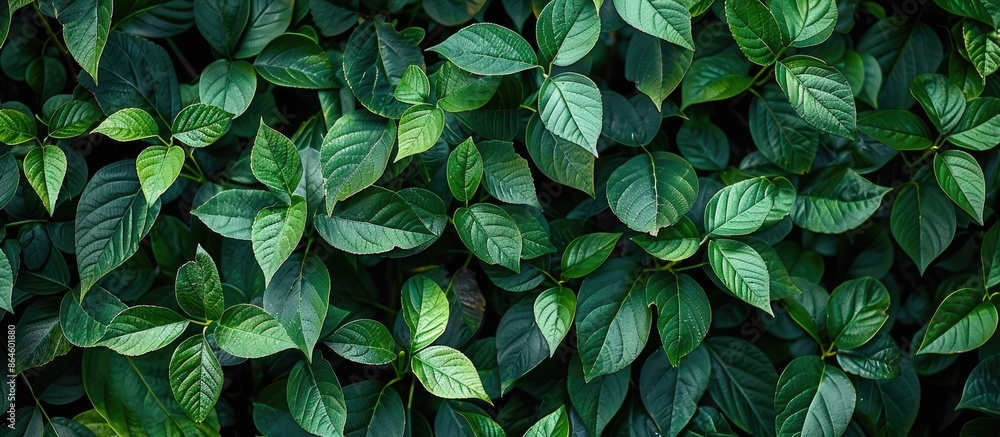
401, 274, 450, 352
647, 272, 711, 367
23, 145, 67, 216
612, 0, 694, 50
524, 406, 570, 437
533, 286, 576, 356
171, 103, 232, 148
911, 73, 966, 134
774, 355, 856, 437
136, 145, 184, 203
287, 353, 347, 436
175, 245, 224, 321
47, 100, 101, 138
214, 304, 297, 358
0, 108, 37, 145
770, 0, 837, 47
561, 233, 621, 279
538, 72, 603, 155
775, 55, 858, 140
428, 23, 538, 75
453, 203, 523, 272
934, 150, 986, 224
98, 305, 189, 356
169, 335, 223, 423
708, 239, 772, 314
826, 277, 890, 350
917, 288, 998, 355
396, 104, 445, 162
447, 138, 483, 202
395, 65, 430, 104
91, 108, 159, 142
321, 111, 396, 213
606, 151, 699, 236
251, 122, 303, 200
326, 319, 397, 365
963, 19, 1000, 78
251, 195, 307, 286
725, 0, 785, 66
411, 345, 491, 403
199, 59, 257, 117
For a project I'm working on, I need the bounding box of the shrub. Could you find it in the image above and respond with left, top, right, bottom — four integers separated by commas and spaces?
2, 0, 1000, 435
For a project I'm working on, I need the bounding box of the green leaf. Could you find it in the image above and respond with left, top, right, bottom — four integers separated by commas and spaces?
826, 277, 890, 350
890, 176, 956, 274
287, 354, 347, 436
0, 247, 13, 314
75, 160, 161, 299
857, 110, 934, 150
80, 32, 181, 123
917, 288, 998, 355
454, 203, 523, 272
343, 381, 405, 437
58, 287, 125, 347
194, 0, 250, 57
947, 97, 1000, 151
774, 355, 856, 437
168, 335, 223, 423
395, 65, 430, 104
326, 319, 397, 365
705, 337, 777, 437
314, 186, 444, 255
401, 274, 450, 352
647, 272, 711, 367
171, 103, 232, 148
434, 61, 501, 112
98, 305, 189, 356
984, 222, 1000, 288
254, 33, 335, 89
958, 354, 1000, 415
136, 145, 184, 203
613, 0, 694, 50
321, 111, 396, 213
411, 345, 491, 403
533, 286, 576, 356
561, 233, 621, 279
934, 150, 986, 223
964, 19, 1000, 77
775, 55, 858, 140
567, 356, 629, 435
175, 245, 224, 321
709, 239, 772, 314
344, 17, 425, 118
538, 72, 603, 155
749, 85, 820, 173
640, 346, 711, 435
911, 73, 966, 133
681, 53, 753, 109
263, 252, 329, 357
251, 195, 307, 286
478, 140, 540, 207
524, 406, 570, 437
252, 121, 302, 200
536, 0, 600, 66
857, 20, 944, 109
214, 304, 297, 358
836, 333, 902, 380
576, 258, 651, 380
725, 0, 785, 65
704, 177, 783, 236
0, 108, 37, 145
192, 189, 277, 240
233, 0, 293, 58
23, 145, 67, 216
853, 358, 920, 436
631, 217, 701, 262
429, 23, 537, 75
607, 151, 699, 236
396, 104, 445, 162
525, 114, 595, 196
497, 299, 549, 393
199, 59, 257, 117
424, 0, 488, 25
791, 167, 889, 234
48, 100, 101, 138
447, 138, 483, 202
91, 108, 159, 142
55, 0, 112, 83
625, 32, 693, 110
933, 0, 1000, 27
15, 300, 72, 374
770, 0, 837, 47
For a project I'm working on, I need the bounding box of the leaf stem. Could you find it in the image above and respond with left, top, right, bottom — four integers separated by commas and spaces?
672, 262, 709, 272
4, 219, 45, 228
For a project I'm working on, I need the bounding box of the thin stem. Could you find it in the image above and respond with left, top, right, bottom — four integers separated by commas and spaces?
32, 3, 69, 57
4, 219, 46, 228
407, 378, 417, 411
672, 262, 709, 272
20, 374, 55, 429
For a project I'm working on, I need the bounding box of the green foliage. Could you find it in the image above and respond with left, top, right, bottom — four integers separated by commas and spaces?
3, 0, 1000, 435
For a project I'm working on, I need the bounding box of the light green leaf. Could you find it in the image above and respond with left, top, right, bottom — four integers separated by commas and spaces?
613, 0, 694, 50
251, 195, 307, 286
826, 277, 890, 350
287, 353, 347, 436
536, 0, 600, 66
314, 186, 444, 255
171, 103, 232, 148
647, 272, 711, 367
454, 203, 523, 272
791, 167, 889, 234
770, 0, 837, 47
401, 274, 450, 352
947, 97, 1000, 151
91, 108, 159, 142
396, 104, 445, 162
917, 288, 998, 355
75, 160, 160, 299
263, 253, 329, 357
538, 72, 603, 155
0, 108, 36, 145
434, 61, 501, 112
478, 140, 540, 207
525, 114, 595, 196
561, 233, 621, 279
447, 138, 483, 202
934, 150, 986, 223
174, 245, 224, 321
98, 306, 189, 356
964, 19, 1000, 78
890, 176, 956, 274
576, 258, 650, 380
533, 286, 576, 356
911, 73, 966, 133
56, 0, 112, 83
524, 406, 570, 437
252, 121, 302, 199
254, 33, 335, 89
774, 355, 855, 437
58, 288, 125, 347
857, 110, 934, 150
395, 65, 430, 104
429, 23, 537, 75
168, 335, 223, 423
631, 217, 701, 262
705, 337, 777, 437
326, 319, 397, 365
704, 177, 782, 236
681, 53, 753, 109
725, 0, 785, 65
136, 145, 184, 203
411, 345, 491, 403
48, 100, 101, 138
191, 189, 277, 240
199, 59, 256, 117
214, 304, 297, 358
708, 239, 772, 314
321, 111, 396, 214
23, 145, 67, 216
775, 55, 858, 140
607, 151, 699, 236
640, 346, 710, 435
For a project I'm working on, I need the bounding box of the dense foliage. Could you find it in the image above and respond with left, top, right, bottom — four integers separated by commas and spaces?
2, 0, 1000, 435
